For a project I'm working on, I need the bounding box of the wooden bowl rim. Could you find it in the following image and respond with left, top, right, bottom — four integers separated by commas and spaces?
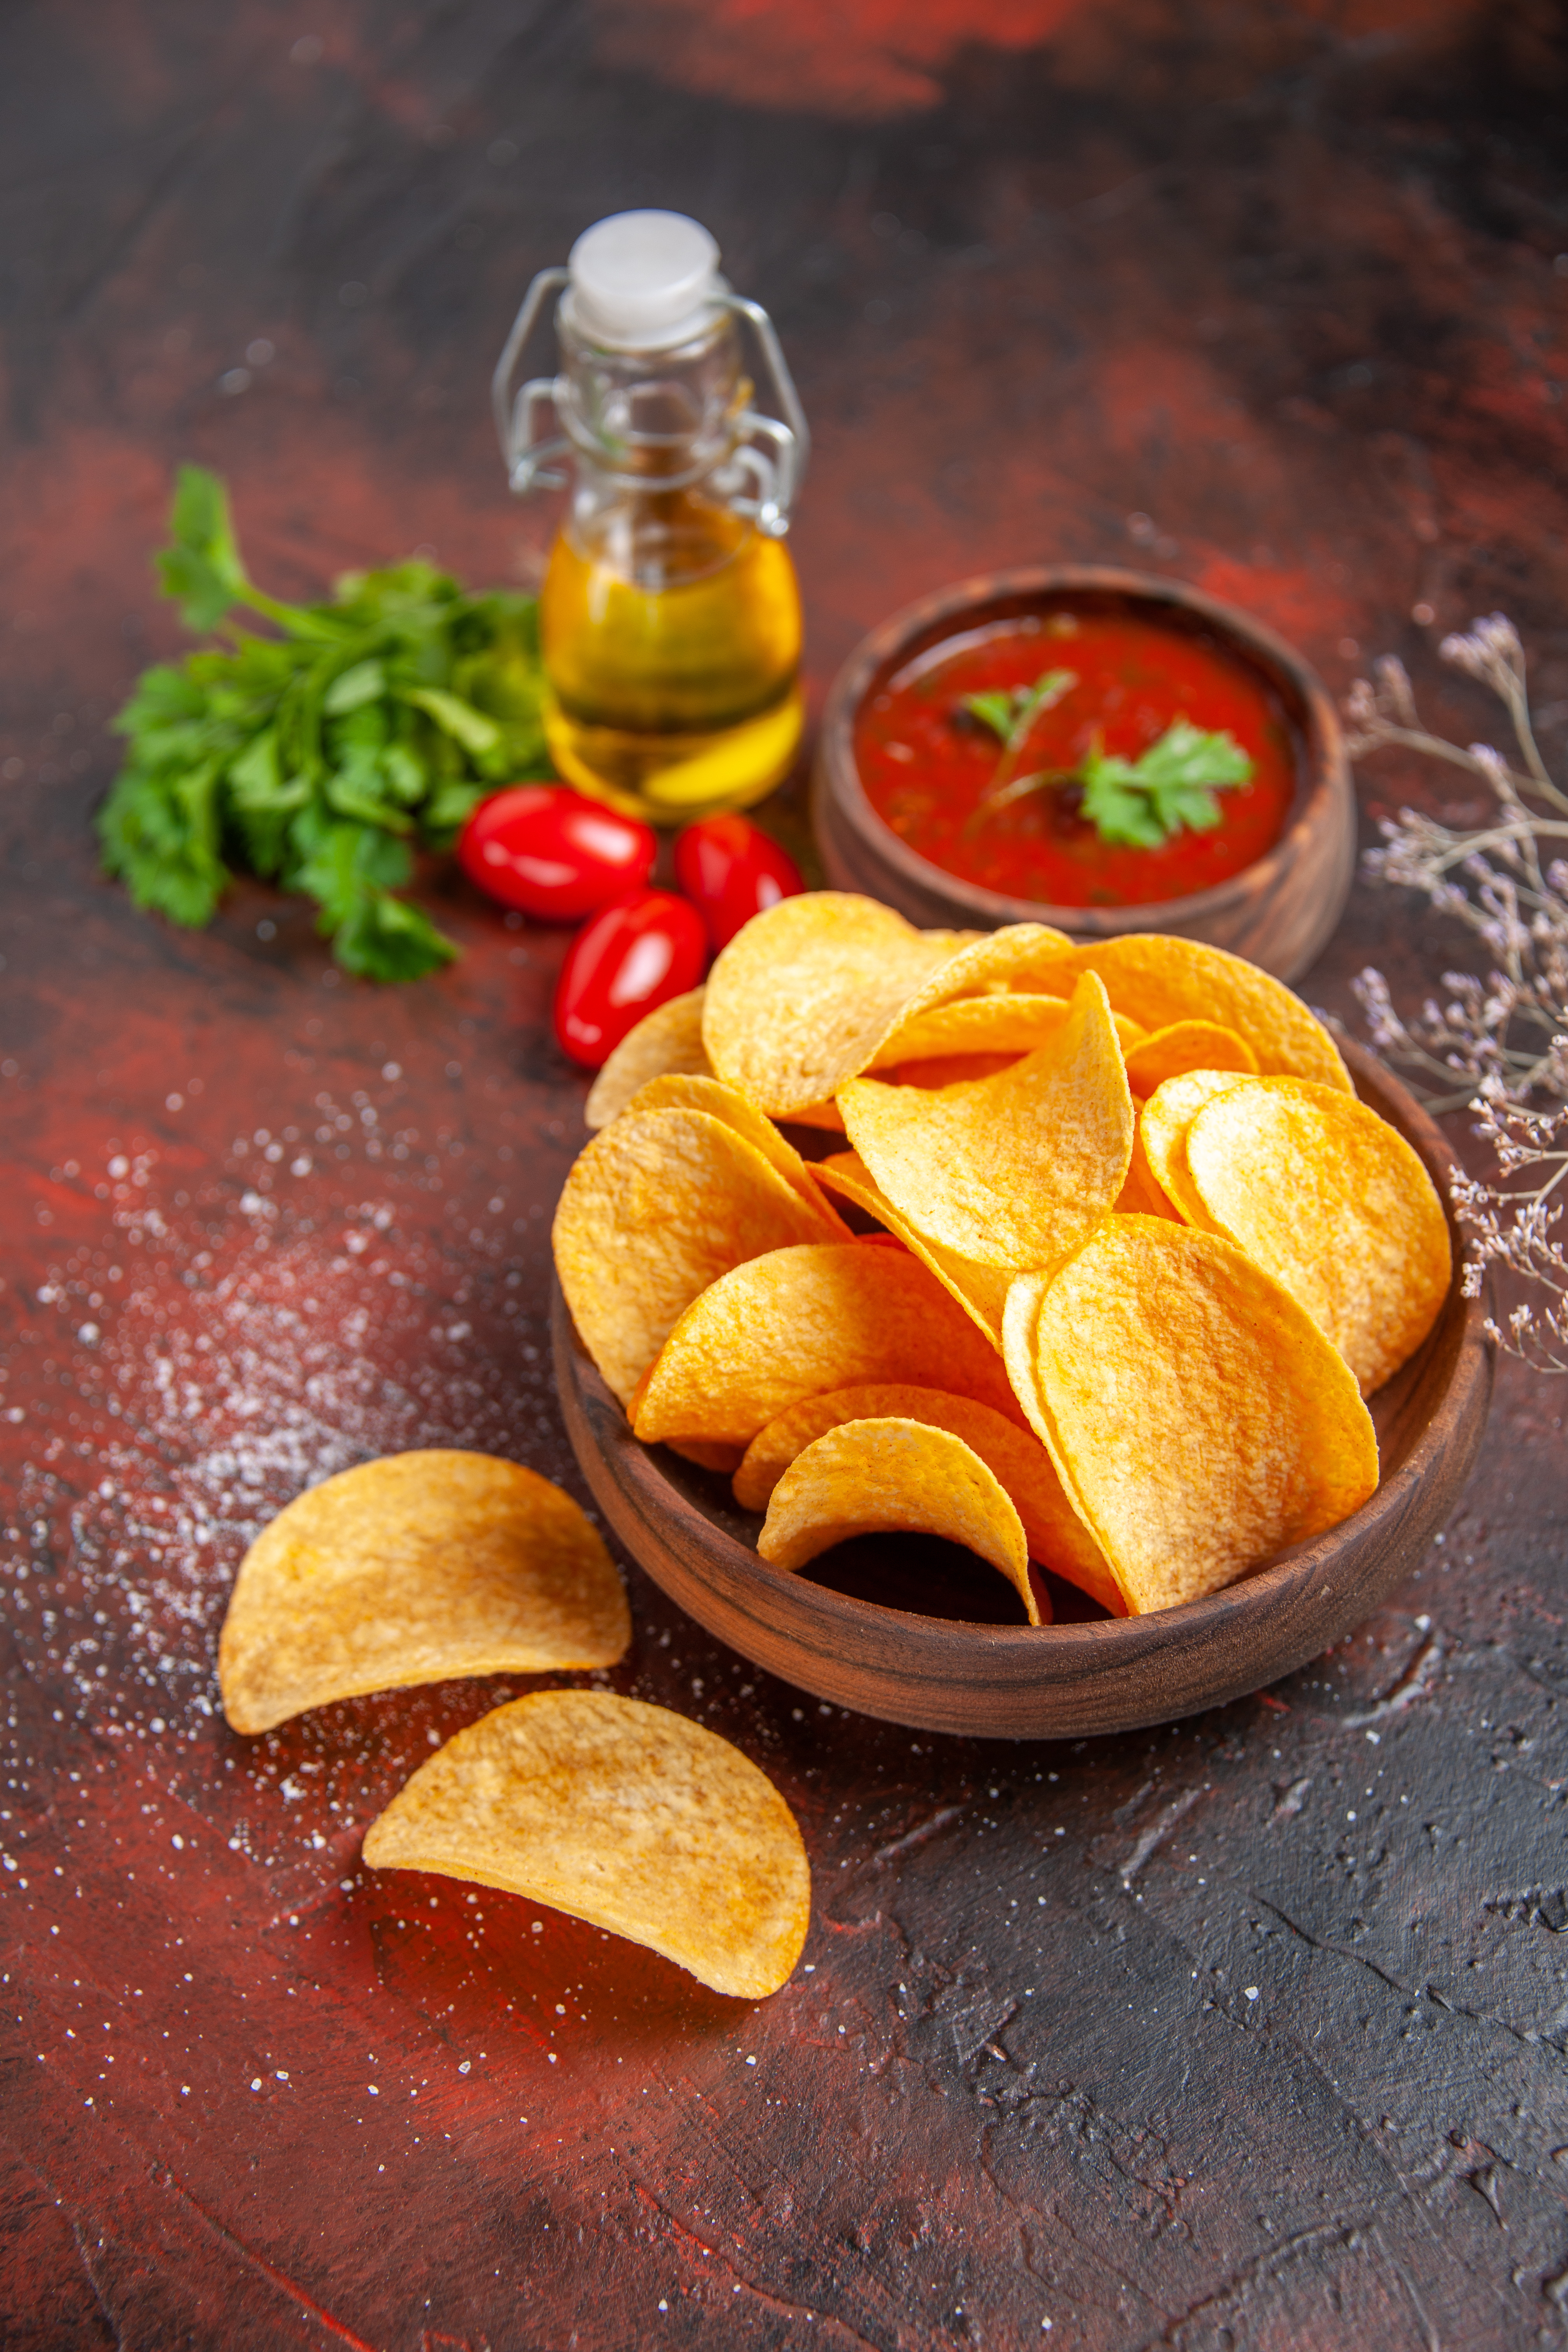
816, 562, 1349, 934
558, 1039, 1493, 1670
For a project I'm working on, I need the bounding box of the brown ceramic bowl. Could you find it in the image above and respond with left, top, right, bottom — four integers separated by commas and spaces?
554, 1040, 1491, 1741
812, 565, 1356, 985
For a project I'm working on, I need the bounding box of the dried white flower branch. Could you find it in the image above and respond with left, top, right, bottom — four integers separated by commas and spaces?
1346, 612, 1568, 1372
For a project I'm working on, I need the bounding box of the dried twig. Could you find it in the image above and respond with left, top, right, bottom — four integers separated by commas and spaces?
1347, 614, 1568, 1371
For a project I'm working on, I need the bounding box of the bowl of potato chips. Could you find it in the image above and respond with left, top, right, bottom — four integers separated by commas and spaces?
551, 894, 1491, 1740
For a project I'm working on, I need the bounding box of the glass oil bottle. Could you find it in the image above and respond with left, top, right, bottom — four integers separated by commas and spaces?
492, 211, 808, 822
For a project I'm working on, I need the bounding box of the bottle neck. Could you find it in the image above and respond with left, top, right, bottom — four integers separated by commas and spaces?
555, 300, 748, 494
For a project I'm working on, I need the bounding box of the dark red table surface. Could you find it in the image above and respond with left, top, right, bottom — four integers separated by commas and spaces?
4, 4, 1568, 2346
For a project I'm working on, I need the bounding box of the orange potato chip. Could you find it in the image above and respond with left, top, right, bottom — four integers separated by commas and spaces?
618, 1072, 849, 1236
1114, 1124, 1180, 1220
633, 1241, 1021, 1447
755, 1418, 1043, 1625
811, 1150, 1010, 1342
1020, 1217, 1379, 1614
584, 988, 711, 1129
1182, 1077, 1452, 1393
1124, 1019, 1259, 1096
782, 1098, 848, 1132
871, 992, 1146, 1071
839, 973, 1132, 1272
553, 1108, 844, 1405
733, 1380, 1116, 1609
701, 893, 974, 1116
893, 1053, 1025, 1090
702, 895, 1067, 1117
362, 1691, 809, 1999
1138, 1068, 1254, 1226
975, 934, 1352, 1093
869, 992, 1071, 1068
219, 1452, 629, 1734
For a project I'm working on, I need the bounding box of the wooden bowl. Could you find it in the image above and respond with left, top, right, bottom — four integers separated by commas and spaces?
554, 1040, 1492, 1740
812, 565, 1356, 986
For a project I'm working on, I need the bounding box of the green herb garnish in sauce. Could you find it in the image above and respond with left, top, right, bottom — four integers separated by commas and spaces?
965, 667, 1252, 846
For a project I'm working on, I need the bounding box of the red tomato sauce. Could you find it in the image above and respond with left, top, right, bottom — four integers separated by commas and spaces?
855, 609, 1297, 906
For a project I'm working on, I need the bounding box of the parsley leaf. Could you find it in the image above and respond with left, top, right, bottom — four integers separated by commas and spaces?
1080, 720, 1252, 847
99, 467, 549, 979
962, 669, 1076, 748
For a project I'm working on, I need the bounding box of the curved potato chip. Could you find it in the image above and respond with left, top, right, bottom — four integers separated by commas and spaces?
1114, 1123, 1180, 1220
840, 973, 1132, 1272
1025, 1217, 1379, 1614
811, 1150, 1010, 1342
702, 894, 971, 1116
584, 989, 711, 1129
1139, 1069, 1253, 1226
362, 1691, 809, 1999
1000, 1274, 1127, 1614
870, 992, 1072, 1068
872, 993, 1147, 1071
219, 1452, 628, 1734
975, 934, 1351, 1092
734, 1381, 1116, 1609
620, 1073, 849, 1236
553, 1109, 842, 1405
633, 1242, 1020, 1447
1183, 1078, 1452, 1393
1124, 1019, 1259, 1096
756, 1419, 1042, 1625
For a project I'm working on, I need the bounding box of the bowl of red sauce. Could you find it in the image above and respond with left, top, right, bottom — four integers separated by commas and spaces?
814, 566, 1354, 983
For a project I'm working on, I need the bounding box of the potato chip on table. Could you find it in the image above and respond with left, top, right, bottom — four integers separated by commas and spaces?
735, 1381, 1121, 1612
756, 1418, 1045, 1623
219, 1452, 629, 1734
1006, 1217, 1380, 1615
632, 1241, 1021, 1449
552, 1104, 847, 1407
363, 1690, 810, 1998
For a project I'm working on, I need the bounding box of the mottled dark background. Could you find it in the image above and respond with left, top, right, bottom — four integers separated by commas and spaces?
4, 2, 1568, 2345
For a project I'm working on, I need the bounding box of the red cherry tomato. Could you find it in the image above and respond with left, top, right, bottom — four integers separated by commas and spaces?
457, 784, 656, 922
673, 814, 803, 951
553, 890, 708, 1069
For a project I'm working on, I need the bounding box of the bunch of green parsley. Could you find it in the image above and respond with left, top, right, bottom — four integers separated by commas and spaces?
98, 467, 549, 979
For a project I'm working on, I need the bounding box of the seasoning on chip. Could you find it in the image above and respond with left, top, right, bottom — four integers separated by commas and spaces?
1019, 1217, 1380, 1614
1182, 1077, 1451, 1392
633, 1242, 1021, 1449
362, 1690, 810, 1998
975, 933, 1352, 1092
811, 1150, 1011, 1342
1124, 1018, 1259, 1097
1138, 1067, 1253, 1223
839, 973, 1132, 1272
584, 988, 711, 1129
734, 1381, 1120, 1612
756, 1418, 1045, 1624
219, 1452, 630, 1734
553, 1107, 847, 1405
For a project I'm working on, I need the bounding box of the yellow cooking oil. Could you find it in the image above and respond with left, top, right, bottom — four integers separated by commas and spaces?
539, 486, 802, 821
